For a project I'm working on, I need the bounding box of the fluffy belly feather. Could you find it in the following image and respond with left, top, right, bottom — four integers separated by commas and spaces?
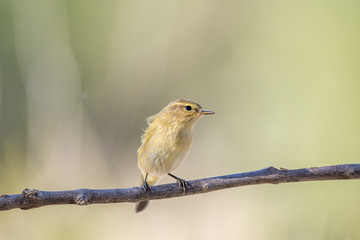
138, 129, 193, 177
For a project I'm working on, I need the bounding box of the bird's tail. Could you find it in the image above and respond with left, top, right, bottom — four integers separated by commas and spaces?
135, 175, 159, 213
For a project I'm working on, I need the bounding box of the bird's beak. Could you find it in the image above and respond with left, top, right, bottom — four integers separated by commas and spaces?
200, 109, 215, 115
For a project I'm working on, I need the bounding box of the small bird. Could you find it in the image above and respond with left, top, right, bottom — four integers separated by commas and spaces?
135, 99, 214, 213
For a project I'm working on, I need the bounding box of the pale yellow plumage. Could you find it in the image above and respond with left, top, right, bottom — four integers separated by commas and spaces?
135, 99, 214, 212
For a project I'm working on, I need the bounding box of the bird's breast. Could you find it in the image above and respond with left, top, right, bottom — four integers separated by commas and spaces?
138, 123, 194, 176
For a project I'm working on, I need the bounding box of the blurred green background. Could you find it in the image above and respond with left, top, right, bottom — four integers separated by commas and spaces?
1, 0, 360, 239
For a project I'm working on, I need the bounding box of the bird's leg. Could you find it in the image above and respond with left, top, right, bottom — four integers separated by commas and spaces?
168, 173, 188, 192
142, 173, 151, 193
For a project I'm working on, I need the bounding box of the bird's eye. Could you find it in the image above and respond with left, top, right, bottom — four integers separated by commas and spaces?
185, 105, 192, 111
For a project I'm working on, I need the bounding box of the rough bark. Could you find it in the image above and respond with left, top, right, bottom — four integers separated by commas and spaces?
1, 164, 359, 211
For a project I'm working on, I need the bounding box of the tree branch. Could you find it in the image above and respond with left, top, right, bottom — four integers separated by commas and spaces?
1, 164, 360, 211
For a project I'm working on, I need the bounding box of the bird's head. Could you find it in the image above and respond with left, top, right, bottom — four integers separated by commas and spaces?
147, 99, 214, 128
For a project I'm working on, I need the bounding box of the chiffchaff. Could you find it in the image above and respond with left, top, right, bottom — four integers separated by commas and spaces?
135, 99, 214, 212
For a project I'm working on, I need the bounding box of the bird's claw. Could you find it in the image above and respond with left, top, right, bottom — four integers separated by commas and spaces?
168, 173, 189, 192
142, 181, 151, 194
177, 178, 189, 192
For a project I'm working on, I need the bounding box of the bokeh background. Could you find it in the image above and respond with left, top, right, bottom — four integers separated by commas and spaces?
1, 1, 360, 239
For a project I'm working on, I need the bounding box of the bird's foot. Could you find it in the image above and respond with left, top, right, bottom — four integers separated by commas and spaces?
177, 178, 188, 192
142, 181, 151, 194
168, 173, 188, 192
